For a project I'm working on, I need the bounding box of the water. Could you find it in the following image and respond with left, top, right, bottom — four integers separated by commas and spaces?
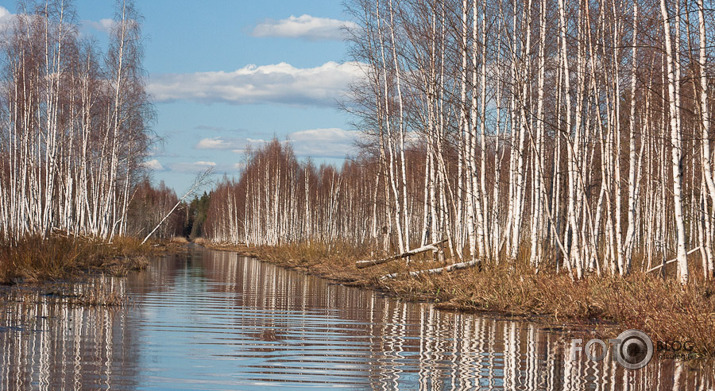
0, 248, 710, 390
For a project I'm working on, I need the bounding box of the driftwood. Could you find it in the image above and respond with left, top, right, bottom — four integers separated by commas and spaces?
356, 239, 447, 269
381, 259, 480, 280
645, 247, 701, 273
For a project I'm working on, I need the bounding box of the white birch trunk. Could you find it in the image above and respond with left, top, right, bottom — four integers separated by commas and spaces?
661, 0, 689, 283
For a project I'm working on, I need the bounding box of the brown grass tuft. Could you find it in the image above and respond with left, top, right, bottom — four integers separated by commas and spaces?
0, 235, 155, 284
170, 236, 189, 244
192, 237, 209, 246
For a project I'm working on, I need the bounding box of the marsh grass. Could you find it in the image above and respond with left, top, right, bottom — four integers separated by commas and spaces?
170, 236, 189, 244
208, 240, 715, 357
0, 235, 154, 284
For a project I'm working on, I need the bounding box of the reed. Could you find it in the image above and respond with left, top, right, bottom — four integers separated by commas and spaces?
0, 235, 154, 284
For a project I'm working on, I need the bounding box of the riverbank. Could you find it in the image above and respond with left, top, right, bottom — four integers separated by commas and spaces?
207, 241, 715, 358
0, 234, 187, 285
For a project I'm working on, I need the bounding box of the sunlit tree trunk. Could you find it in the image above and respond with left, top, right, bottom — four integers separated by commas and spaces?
661, 0, 689, 283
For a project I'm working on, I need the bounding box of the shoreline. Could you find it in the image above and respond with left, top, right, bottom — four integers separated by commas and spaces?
0, 235, 188, 286
206, 242, 602, 332
205, 241, 715, 359
0, 235, 189, 307
206, 242, 606, 325
4, 236, 713, 359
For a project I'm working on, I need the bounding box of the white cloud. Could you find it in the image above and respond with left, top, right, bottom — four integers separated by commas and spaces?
194, 128, 360, 159
288, 128, 359, 158
169, 161, 217, 173
148, 61, 364, 107
196, 137, 233, 150
252, 14, 357, 41
0, 6, 11, 20
0, 8, 116, 37
246, 138, 270, 143
142, 159, 164, 171
83, 18, 116, 34
0, 6, 17, 32
195, 137, 266, 152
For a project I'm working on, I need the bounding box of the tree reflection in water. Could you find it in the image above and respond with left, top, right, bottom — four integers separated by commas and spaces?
0, 249, 710, 390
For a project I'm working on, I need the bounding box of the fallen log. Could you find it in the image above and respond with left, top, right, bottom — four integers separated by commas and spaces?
356, 239, 448, 269
645, 247, 701, 273
380, 259, 480, 280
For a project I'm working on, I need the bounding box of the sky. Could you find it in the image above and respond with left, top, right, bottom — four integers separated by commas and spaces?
0, 0, 363, 193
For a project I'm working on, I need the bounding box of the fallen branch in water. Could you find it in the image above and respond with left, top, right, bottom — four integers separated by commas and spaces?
356, 239, 447, 269
380, 259, 480, 280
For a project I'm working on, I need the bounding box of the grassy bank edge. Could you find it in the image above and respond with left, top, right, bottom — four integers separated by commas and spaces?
205, 240, 715, 359
0, 235, 187, 285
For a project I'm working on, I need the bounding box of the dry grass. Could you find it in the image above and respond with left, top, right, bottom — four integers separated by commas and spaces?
208, 241, 715, 357
170, 236, 189, 244
413, 266, 715, 356
0, 235, 156, 284
192, 237, 210, 246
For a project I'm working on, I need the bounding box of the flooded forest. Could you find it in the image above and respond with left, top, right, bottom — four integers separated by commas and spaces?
1, 0, 715, 389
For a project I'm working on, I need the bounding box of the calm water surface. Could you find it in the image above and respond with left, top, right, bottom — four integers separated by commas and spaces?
0, 248, 711, 390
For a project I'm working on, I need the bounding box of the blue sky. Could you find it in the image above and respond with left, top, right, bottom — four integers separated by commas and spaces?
0, 0, 361, 192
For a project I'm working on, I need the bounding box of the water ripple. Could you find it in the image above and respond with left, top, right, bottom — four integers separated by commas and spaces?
0, 248, 710, 390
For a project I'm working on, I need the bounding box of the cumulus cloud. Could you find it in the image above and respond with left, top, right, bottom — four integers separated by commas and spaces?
169, 161, 217, 173
252, 14, 357, 41
83, 18, 116, 34
288, 128, 359, 158
142, 159, 164, 171
148, 61, 363, 107
196, 137, 233, 150
194, 128, 359, 159
0, 6, 17, 31
196, 137, 264, 152
0, 6, 11, 20
0, 8, 114, 36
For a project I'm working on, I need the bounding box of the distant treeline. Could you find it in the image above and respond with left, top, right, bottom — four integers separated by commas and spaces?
204, 140, 394, 246
126, 179, 210, 241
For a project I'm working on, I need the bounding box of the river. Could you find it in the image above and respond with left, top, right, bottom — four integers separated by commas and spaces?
0, 247, 710, 390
